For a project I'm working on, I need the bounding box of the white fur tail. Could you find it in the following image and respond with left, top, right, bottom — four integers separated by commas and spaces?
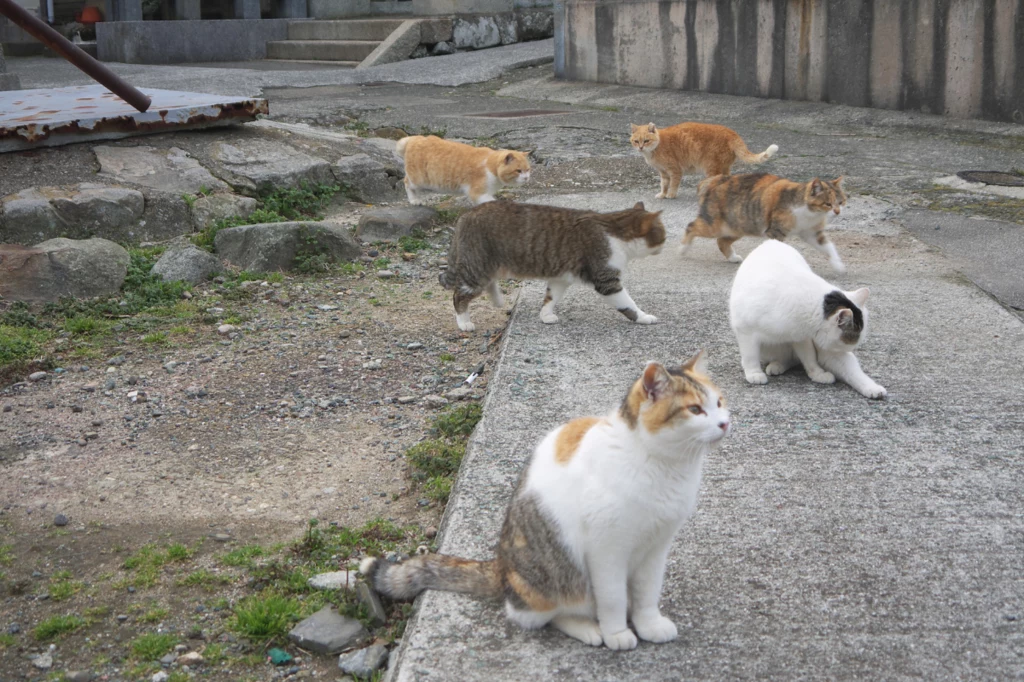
732, 139, 779, 165
395, 136, 411, 160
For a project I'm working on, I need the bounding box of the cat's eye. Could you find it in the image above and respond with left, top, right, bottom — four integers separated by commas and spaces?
687, 405, 704, 415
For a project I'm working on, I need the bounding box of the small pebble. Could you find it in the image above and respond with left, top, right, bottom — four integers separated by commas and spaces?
28, 371, 47, 382
53, 514, 69, 527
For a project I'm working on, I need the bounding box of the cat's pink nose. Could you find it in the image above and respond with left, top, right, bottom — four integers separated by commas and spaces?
718, 421, 729, 432
833, 207, 841, 215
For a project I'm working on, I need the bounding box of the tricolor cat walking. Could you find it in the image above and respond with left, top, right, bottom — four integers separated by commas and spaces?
362, 354, 730, 649
729, 240, 887, 399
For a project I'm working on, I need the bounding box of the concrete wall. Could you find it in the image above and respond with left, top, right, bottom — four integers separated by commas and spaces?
0, 42, 21, 90
556, 0, 1024, 123
97, 18, 289, 63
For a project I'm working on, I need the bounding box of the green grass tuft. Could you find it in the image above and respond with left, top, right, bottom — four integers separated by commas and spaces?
130, 632, 179, 661
33, 614, 86, 641
230, 593, 301, 639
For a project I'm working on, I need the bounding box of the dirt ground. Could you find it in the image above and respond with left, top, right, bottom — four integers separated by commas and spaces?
0, 188, 510, 679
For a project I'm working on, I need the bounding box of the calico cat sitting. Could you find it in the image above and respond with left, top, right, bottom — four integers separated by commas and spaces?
439, 200, 666, 332
729, 240, 886, 399
629, 122, 778, 200
396, 135, 531, 205
362, 354, 731, 649
682, 172, 848, 272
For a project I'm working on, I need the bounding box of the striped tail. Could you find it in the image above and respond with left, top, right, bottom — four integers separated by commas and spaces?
360, 555, 501, 600
731, 138, 779, 165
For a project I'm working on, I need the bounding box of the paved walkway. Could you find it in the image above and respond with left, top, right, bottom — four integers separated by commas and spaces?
389, 189, 1024, 679
5, 39, 553, 94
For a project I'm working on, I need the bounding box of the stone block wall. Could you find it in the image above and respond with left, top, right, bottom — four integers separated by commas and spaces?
555, 0, 1024, 123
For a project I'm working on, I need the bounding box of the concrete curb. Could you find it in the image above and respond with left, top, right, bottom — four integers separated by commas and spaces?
358, 20, 422, 70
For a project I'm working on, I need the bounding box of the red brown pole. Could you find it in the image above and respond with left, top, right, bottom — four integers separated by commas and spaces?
0, 0, 151, 113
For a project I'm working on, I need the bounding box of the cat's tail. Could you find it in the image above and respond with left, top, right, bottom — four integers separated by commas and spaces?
395, 136, 411, 160
732, 138, 779, 165
360, 555, 501, 600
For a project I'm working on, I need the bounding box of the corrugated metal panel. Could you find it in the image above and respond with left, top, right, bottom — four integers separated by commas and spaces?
0, 84, 268, 152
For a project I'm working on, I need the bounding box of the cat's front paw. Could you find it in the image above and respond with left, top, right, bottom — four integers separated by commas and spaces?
809, 370, 835, 384
539, 313, 559, 325
727, 253, 744, 263
632, 615, 678, 643
602, 628, 638, 651
634, 312, 658, 325
860, 383, 887, 400
745, 371, 769, 385
456, 318, 476, 333
677, 242, 692, 256
765, 361, 789, 376
654, 192, 666, 199
830, 258, 847, 274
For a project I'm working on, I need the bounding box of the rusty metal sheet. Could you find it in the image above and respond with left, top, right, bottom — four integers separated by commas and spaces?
0, 85, 268, 153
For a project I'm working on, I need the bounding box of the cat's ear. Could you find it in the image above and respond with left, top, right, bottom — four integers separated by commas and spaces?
836, 309, 855, 327
681, 350, 708, 375
810, 179, 824, 195
642, 362, 672, 401
833, 175, 845, 188
647, 123, 657, 133
504, 152, 516, 164
633, 201, 646, 211
847, 287, 869, 307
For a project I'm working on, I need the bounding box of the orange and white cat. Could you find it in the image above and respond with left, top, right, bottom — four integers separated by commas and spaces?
629, 122, 778, 199
395, 135, 531, 205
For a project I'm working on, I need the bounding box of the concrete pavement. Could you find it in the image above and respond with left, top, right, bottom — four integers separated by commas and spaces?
389, 191, 1024, 680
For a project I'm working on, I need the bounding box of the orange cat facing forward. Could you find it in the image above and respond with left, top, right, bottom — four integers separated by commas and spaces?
396, 135, 531, 205
629, 122, 778, 200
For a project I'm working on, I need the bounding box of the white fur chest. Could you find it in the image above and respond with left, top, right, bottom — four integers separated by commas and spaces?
791, 206, 828, 232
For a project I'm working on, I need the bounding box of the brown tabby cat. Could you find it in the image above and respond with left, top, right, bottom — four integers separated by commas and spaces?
439, 200, 666, 332
682, 173, 848, 272
396, 135, 531, 205
362, 354, 730, 649
630, 122, 779, 199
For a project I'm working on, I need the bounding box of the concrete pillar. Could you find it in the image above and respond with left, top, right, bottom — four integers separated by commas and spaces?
234, 0, 259, 18
275, 0, 306, 18
0, 43, 22, 91
104, 0, 143, 21
552, 0, 564, 78
175, 0, 201, 19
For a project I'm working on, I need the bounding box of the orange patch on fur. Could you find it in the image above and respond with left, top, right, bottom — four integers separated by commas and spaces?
506, 570, 557, 612
554, 417, 601, 465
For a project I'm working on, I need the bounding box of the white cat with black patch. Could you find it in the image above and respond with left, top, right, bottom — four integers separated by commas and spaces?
729, 240, 886, 399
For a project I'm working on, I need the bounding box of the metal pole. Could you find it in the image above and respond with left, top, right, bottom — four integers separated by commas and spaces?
0, 0, 151, 113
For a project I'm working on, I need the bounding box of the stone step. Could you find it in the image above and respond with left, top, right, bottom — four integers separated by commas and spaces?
262, 59, 361, 68
266, 39, 381, 61
286, 18, 406, 42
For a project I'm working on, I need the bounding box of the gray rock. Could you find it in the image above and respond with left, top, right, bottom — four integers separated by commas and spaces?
377, 270, 395, 279
356, 206, 437, 243
159, 653, 176, 665
151, 671, 169, 682
0, 238, 129, 303
151, 244, 223, 284
211, 140, 334, 194
419, 17, 453, 44
452, 16, 501, 50
288, 606, 368, 655
496, 13, 518, 44
28, 371, 47, 381
66, 672, 94, 682
190, 193, 258, 230
431, 41, 456, 56
94, 146, 228, 195
423, 394, 449, 408
444, 387, 478, 401
54, 514, 69, 526
217, 324, 236, 335
331, 154, 402, 203
214, 222, 360, 272
356, 582, 388, 626
337, 643, 388, 679
30, 652, 52, 670
410, 44, 430, 59
307, 570, 359, 591
0, 183, 144, 245
515, 8, 554, 41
